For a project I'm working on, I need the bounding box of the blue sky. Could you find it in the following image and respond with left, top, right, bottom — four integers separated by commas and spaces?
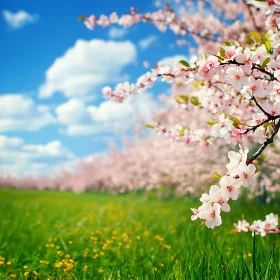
0, 0, 189, 176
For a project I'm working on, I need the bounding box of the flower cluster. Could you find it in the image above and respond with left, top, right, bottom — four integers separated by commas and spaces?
234, 213, 279, 236
83, 0, 266, 55
191, 146, 256, 228
153, 123, 208, 146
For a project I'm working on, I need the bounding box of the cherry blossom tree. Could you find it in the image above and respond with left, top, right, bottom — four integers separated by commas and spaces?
81, 0, 280, 229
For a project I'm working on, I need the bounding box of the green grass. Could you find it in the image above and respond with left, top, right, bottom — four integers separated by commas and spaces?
0, 188, 279, 279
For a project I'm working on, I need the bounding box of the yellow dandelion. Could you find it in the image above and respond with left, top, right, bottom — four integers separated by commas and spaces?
98, 268, 104, 273
7, 261, 11, 265
0, 261, 4, 265
54, 261, 63, 268
23, 265, 28, 269
24, 271, 29, 277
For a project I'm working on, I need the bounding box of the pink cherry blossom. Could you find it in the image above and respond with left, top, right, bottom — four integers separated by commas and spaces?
238, 163, 257, 187
198, 203, 222, 229
220, 176, 241, 200
209, 185, 230, 212
234, 220, 250, 232
241, 77, 266, 98
199, 56, 219, 80
211, 114, 233, 141
84, 15, 96, 30
225, 66, 246, 91
191, 208, 200, 221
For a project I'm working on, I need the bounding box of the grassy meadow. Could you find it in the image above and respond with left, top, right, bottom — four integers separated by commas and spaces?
0, 188, 279, 279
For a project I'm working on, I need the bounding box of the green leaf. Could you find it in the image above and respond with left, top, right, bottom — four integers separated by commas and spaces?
193, 83, 200, 88
245, 38, 255, 45
78, 16, 88, 21
145, 124, 154, 129
179, 60, 190, 68
264, 32, 272, 54
219, 48, 226, 59
227, 115, 241, 126
175, 98, 182, 104
206, 122, 216, 126
191, 96, 200, 106
262, 57, 270, 68
224, 42, 234, 46
263, 121, 274, 129
248, 31, 263, 43
212, 174, 222, 180
264, 40, 272, 54
179, 95, 189, 102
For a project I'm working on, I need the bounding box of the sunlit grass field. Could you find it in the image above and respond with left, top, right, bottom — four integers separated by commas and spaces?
0, 188, 279, 279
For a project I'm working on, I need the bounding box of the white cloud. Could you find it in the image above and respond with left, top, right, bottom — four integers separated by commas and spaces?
39, 39, 137, 99
2, 9, 39, 30
0, 94, 55, 132
159, 54, 189, 65
23, 141, 74, 159
108, 27, 127, 39
138, 35, 157, 50
56, 99, 91, 126
56, 93, 159, 136
0, 135, 74, 176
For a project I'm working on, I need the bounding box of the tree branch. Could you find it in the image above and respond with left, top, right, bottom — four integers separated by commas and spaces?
248, 120, 280, 164
251, 96, 274, 118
